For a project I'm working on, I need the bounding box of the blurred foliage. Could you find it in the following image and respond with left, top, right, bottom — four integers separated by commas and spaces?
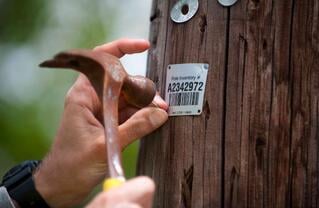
0, 0, 48, 43
0, 0, 141, 205
0, 100, 49, 160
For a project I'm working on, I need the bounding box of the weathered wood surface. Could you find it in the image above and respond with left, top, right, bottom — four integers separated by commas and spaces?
137, 0, 319, 207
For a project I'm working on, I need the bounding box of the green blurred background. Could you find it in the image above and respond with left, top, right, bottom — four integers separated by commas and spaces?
0, 0, 151, 205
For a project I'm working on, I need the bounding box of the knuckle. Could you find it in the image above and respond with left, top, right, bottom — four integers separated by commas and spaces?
93, 45, 102, 51
91, 135, 106, 156
64, 88, 75, 107
64, 83, 92, 108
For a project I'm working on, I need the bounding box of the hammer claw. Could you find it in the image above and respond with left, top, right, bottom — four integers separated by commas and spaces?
40, 49, 157, 180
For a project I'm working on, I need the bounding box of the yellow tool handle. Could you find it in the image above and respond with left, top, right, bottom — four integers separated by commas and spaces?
103, 177, 125, 191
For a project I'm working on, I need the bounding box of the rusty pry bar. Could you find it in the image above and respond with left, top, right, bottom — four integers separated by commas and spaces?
39, 49, 156, 182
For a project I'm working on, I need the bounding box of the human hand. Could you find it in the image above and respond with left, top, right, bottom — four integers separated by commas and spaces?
86, 176, 155, 208
33, 39, 168, 208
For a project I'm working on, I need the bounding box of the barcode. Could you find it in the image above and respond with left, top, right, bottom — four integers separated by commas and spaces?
169, 92, 199, 106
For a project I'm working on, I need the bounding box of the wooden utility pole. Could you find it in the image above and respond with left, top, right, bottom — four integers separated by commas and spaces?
137, 0, 319, 207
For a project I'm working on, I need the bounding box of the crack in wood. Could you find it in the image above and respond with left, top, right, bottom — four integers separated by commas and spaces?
229, 166, 239, 206
181, 165, 194, 208
150, 8, 160, 22
204, 100, 211, 122
255, 137, 266, 170
221, 7, 231, 208
199, 14, 207, 45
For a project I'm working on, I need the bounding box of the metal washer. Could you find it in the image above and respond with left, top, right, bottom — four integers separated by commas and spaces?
170, 0, 199, 23
217, 0, 238, 7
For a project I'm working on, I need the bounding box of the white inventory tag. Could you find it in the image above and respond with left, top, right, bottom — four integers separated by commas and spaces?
165, 63, 209, 116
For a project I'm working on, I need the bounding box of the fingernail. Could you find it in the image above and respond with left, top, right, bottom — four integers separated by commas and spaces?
153, 95, 169, 111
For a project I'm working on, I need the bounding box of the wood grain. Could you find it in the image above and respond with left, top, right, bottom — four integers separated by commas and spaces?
137, 0, 319, 207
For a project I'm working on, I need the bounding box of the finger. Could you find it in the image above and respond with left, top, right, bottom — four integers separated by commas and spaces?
86, 177, 154, 208
114, 203, 142, 208
119, 92, 168, 125
119, 95, 128, 110
119, 106, 139, 124
120, 92, 168, 111
150, 93, 168, 111
107, 176, 155, 208
118, 107, 168, 149
94, 38, 150, 58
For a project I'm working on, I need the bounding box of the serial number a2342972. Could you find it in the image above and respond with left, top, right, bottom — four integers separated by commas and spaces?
167, 81, 204, 93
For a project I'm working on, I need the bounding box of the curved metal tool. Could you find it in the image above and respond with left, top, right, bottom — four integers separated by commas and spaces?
40, 49, 156, 180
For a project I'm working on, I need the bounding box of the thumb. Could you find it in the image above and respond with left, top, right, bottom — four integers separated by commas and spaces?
86, 176, 155, 208
114, 202, 142, 208
119, 107, 168, 149
107, 176, 155, 208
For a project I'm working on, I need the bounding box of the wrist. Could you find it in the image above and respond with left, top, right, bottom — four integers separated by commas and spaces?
33, 156, 88, 208
33, 165, 55, 207
1, 160, 50, 208
33, 158, 72, 208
